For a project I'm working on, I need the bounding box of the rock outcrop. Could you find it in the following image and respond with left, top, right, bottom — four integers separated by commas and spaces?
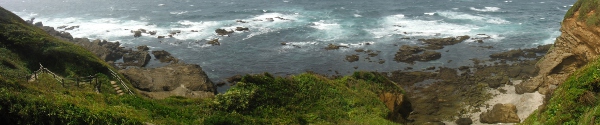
522, 11, 600, 94
152, 50, 178, 63
71, 39, 126, 62
480, 103, 520, 123
120, 63, 216, 99
394, 45, 441, 63
379, 92, 412, 123
121, 50, 151, 67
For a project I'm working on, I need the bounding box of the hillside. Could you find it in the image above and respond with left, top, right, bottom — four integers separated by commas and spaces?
0, 6, 409, 124
522, 0, 600, 124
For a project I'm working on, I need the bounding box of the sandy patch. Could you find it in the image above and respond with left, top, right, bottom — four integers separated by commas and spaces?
444, 80, 544, 125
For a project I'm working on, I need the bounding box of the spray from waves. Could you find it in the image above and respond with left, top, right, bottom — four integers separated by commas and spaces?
368, 14, 478, 38
436, 11, 510, 24
469, 7, 501, 12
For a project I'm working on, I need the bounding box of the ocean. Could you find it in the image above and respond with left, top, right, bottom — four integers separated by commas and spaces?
1, 0, 576, 91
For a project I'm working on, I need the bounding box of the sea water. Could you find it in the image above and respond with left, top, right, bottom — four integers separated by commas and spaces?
0, 0, 576, 91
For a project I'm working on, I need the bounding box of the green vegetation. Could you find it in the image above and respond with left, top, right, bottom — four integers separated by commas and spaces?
0, 6, 405, 124
206, 72, 402, 124
522, 56, 600, 124
564, 0, 600, 26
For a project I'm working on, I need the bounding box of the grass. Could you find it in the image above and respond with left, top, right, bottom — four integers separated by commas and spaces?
206, 72, 402, 124
521, 55, 600, 124
0, 5, 407, 124
565, 0, 600, 26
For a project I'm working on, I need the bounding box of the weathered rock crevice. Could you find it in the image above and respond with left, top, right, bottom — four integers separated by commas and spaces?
522, 11, 600, 94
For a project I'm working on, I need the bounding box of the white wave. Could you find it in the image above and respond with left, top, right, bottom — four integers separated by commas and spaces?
437, 11, 510, 24
369, 14, 478, 38
354, 14, 362, 17
424, 12, 436, 16
470, 7, 501, 12
310, 20, 340, 30
540, 30, 561, 44
170, 11, 188, 15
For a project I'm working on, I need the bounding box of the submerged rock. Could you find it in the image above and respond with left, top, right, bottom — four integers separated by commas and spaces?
235, 27, 249, 31
325, 43, 349, 50
346, 54, 359, 62
207, 39, 220, 46
137, 45, 149, 51
133, 30, 142, 37
394, 45, 441, 63
215, 29, 233, 36
480, 103, 520, 123
419, 35, 470, 50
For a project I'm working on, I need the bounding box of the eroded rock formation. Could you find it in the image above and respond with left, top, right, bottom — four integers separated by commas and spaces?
520, 11, 600, 94
120, 63, 216, 99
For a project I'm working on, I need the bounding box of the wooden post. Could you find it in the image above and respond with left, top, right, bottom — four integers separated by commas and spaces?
34, 73, 37, 80
96, 78, 100, 92
76, 77, 79, 87
62, 79, 65, 87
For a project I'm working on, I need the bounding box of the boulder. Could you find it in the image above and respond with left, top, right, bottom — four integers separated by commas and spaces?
207, 39, 220, 46
345, 54, 359, 62
122, 51, 151, 67
65, 26, 79, 30
419, 51, 441, 61
119, 63, 216, 99
215, 29, 233, 36
134, 30, 142, 37
157, 36, 165, 39
148, 31, 157, 35
325, 43, 349, 50
480, 103, 520, 123
34, 22, 43, 27
419, 35, 470, 50
455, 118, 472, 125
72, 39, 126, 62
515, 76, 542, 94
137, 45, 149, 51
235, 27, 249, 31
379, 92, 412, 123
152, 50, 178, 63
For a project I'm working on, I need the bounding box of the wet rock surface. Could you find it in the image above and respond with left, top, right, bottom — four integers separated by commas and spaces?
152, 50, 178, 63
120, 63, 216, 99
345, 54, 359, 62
394, 45, 441, 63
215, 28, 233, 36
419, 35, 470, 50
325, 43, 349, 50
480, 103, 520, 123
122, 50, 151, 67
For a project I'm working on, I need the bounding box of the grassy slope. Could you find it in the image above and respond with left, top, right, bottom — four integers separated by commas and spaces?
0, 6, 402, 124
522, 0, 600, 124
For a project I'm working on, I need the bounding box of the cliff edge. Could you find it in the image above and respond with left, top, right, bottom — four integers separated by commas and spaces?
522, 0, 600, 124
518, 0, 600, 95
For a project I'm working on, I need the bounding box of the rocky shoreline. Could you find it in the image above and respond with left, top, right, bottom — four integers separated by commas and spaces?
33, 19, 555, 124
32, 21, 217, 99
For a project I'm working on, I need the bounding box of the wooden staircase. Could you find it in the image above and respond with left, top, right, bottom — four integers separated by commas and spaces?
111, 81, 125, 96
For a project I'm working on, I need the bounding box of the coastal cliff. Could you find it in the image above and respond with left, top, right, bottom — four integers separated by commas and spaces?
519, 2, 600, 94
522, 0, 600, 124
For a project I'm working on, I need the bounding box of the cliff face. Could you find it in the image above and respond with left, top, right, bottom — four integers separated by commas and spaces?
518, 9, 600, 94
